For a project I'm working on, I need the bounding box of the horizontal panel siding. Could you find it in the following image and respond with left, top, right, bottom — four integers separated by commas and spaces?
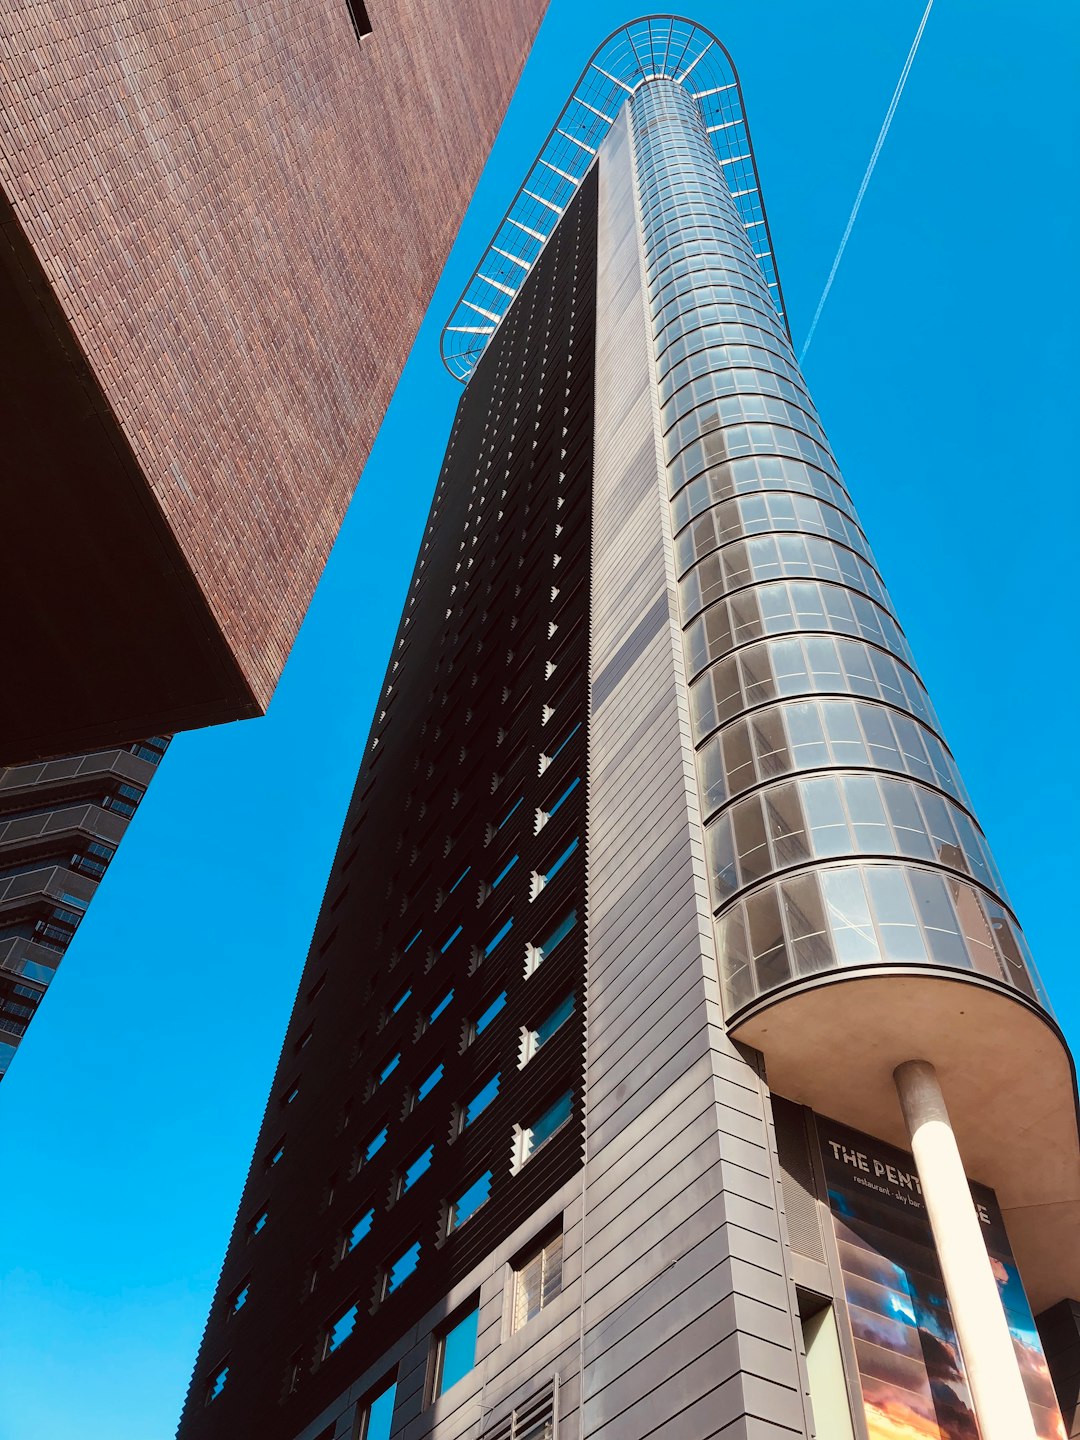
583, 106, 809, 1440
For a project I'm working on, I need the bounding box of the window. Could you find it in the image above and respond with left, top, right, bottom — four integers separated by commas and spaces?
515, 1092, 573, 1170
527, 910, 577, 975
324, 1303, 358, 1356
247, 1208, 268, 1239
513, 1230, 564, 1330
343, 1207, 374, 1257
491, 854, 519, 889
365, 1127, 388, 1163
228, 1280, 250, 1315
265, 1140, 285, 1169
377, 1054, 400, 1086
282, 1082, 300, 1106
799, 1295, 857, 1439
390, 988, 412, 1016
295, 1023, 314, 1053
401, 1146, 434, 1194
448, 1172, 491, 1231
484, 916, 514, 957
416, 1065, 443, 1103
440, 924, 463, 953
537, 838, 578, 891
432, 1296, 480, 1399
522, 994, 575, 1065
429, 990, 454, 1023
358, 1375, 397, 1440
543, 776, 580, 822
462, 1072, 500, 1128
206, 1363, 229, 1404
384, 1241, 421, 1296
472, 992, 506, 1040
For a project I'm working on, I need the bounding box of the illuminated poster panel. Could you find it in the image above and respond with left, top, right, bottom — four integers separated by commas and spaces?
820, 1118, 1064, 1440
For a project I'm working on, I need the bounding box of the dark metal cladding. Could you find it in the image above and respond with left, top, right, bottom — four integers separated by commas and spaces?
176, 169, 598, 1440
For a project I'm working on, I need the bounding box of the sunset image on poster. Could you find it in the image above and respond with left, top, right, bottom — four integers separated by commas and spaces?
820, 1119, 1065, 1440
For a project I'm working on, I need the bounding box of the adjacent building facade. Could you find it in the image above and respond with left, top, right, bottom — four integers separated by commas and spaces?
0, 736, 169, 1080
177, 19, 1080, 1440
0, 0, 547, 764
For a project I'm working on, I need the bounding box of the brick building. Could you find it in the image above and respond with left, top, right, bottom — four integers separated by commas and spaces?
0, 0, 547, 762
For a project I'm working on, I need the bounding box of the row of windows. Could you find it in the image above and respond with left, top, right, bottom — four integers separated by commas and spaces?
657, 322, 801, 393
666, 390, 830, 458
684, 577, 912, 680
660, 338, 808, 408
674, 488, 870, 575
696, 695, 965, 815
662, 364, 816, 435
679, 532, 889, 622
689, 631, 935, 744
705, 770, 1004, 909
215, 1202, 568, 1413
715, 861, 1038, 1014
668, 422, 839, 497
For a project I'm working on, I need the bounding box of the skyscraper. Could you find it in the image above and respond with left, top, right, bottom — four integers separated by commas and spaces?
178, 19, 1080, 1440
0, 0, 547, 764
0, 735, 169, 1081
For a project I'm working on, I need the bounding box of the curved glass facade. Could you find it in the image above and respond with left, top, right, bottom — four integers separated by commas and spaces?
630, 80, 1048, 1017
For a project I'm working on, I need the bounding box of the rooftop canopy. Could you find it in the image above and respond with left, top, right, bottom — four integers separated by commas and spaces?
441, 14, 789, 382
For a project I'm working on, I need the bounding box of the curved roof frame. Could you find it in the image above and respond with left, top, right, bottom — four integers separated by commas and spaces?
441, 14, 789, 381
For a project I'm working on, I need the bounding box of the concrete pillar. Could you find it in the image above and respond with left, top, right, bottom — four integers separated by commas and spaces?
894, 1058, 1036, 1440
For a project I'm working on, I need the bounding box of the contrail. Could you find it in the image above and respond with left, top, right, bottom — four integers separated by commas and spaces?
799, 0, 935, 362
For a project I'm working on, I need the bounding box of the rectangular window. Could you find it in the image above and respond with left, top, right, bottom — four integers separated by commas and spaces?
324, 1303, 358, 1356
799, 1297, 857, 1439
513, 1230, 564, 1330
527, 909, 577, 974
385, 1241, 421, 1296
472, 991, 506, 1038
491, 854, 519, 889
401, 1146, 434, 1193
343, 1207, 374, 1256
248, 1208, 268, 1238
545, 776, 580, 819
416, 1065, 443, 1103
516, 1092, 573, 1169
265, 1140, 285, 1169
498, 796, 524, 830
205, 1363, 229, 1404
377, 1054, 400, 1085
484, 916, 514, 956
448, 866, 471, 894
228, 1281, 249, 1314
359, 1375, 397, 1440
463, 1072, 500, 1128
440, 924, 463, 954
523, 993, 575, 1064
390, 988, 411, 1015
429, 990, 454, 1023
542, 837, 578, 885
432, 1296, 480, 1399
365, 1127, 388, 1163
448, 1172, 491, 1231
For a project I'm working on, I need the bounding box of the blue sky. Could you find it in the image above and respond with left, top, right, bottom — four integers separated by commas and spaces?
2, 3, 1077, 1437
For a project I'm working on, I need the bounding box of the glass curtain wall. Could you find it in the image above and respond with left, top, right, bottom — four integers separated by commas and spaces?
629, 80, 1046, 1018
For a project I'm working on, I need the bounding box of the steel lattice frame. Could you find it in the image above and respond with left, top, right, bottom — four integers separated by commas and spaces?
441, 14, 788, 381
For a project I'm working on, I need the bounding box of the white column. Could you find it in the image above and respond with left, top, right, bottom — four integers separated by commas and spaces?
893, 1059, 1036, 1440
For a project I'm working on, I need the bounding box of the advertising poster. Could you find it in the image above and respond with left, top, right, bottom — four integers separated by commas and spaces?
819, 1117, 1065, 1440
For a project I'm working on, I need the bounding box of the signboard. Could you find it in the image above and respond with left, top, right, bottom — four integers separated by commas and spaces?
819, 1117, 1065, 1440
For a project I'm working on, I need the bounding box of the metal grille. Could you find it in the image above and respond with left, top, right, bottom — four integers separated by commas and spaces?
441, 15, 787, 380
513, 1232, 564, 1331
483, 1376, 558, 1440
772, 1097, 825, 1262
